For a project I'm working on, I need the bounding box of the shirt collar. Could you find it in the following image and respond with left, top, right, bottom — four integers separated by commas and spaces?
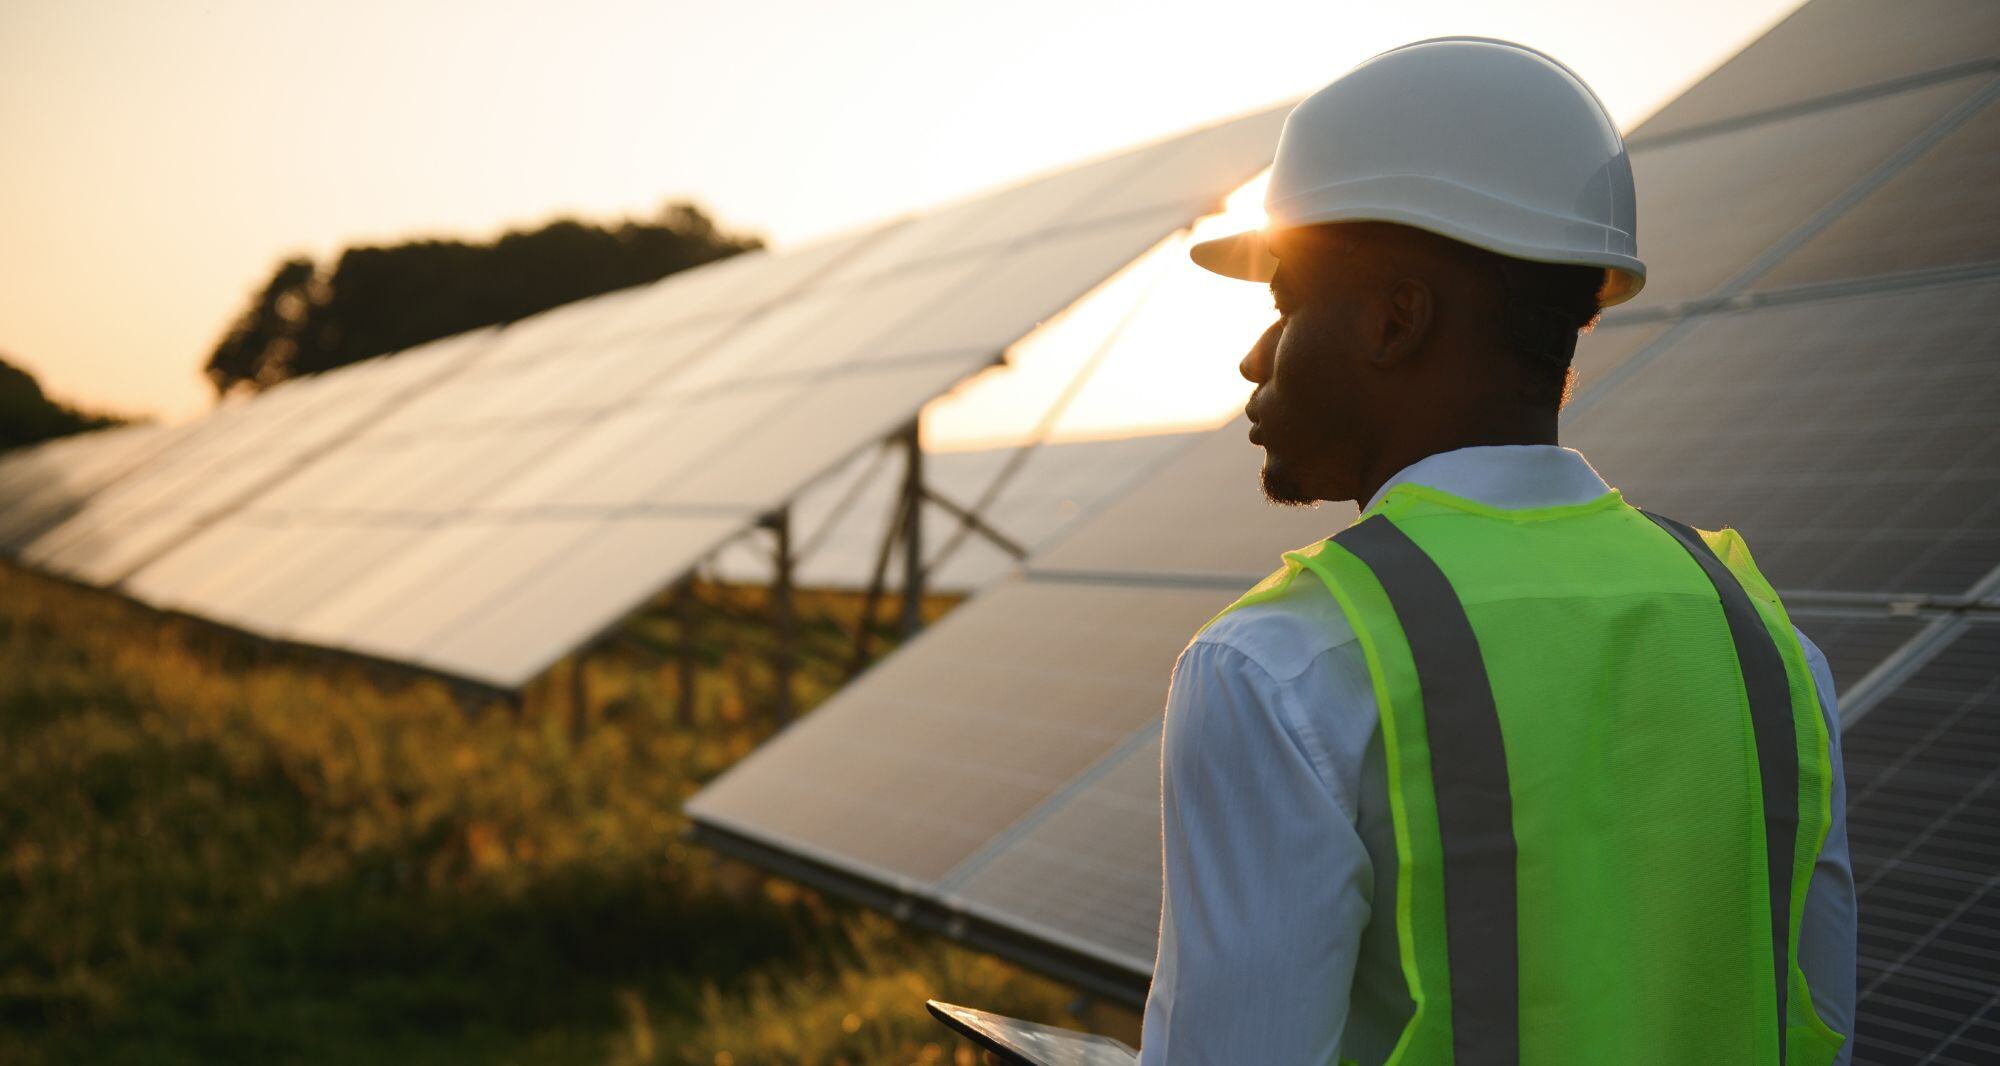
1362, 445, 1612, 514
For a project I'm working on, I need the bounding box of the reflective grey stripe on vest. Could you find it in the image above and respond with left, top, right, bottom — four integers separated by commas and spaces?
1333, 515, 1518, 1066
1644, 511, 1799, 1058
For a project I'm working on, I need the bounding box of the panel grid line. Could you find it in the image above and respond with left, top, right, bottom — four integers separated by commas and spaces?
1626, 58, 2000, 151
1861, 869, 2000, 998
932, 719, 1162, 898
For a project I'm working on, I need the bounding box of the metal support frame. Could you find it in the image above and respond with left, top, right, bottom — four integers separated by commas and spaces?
568, 649, 590, 745
898, 422, 925, 638
920, 485, 1028, 572
846, 423, 929, 678
849, 476, 906, 678
763, 508, 797, 724
675, 578, 698, 727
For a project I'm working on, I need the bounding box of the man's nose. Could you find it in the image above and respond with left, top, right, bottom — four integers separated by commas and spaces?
1240, 320, 1282, 384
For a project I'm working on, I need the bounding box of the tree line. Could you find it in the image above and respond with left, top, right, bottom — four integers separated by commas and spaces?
205, 202, 760, 394
0, 355, 125, 452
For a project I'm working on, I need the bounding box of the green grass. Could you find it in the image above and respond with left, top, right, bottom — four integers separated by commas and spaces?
0, 565, 1109, 1064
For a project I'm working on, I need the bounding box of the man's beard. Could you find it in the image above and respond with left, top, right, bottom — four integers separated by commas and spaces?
1260, 456, 1316, 507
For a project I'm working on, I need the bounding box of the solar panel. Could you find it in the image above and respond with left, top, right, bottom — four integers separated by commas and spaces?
853, 208, 1215, 369
945, 724, 1165, 975
1030, 422, 1349, 582
179, 521, 421, 633
19, 328, 495, 586
1058, 105, 1291, 223
1571, 277, 2000, 598
417, 514, 752, 685
478, 392, 791, 513
656, 359, 993, 509
1632, 0, 2000, 144
1569, 321, 1671, 396
119, 512, 300, 616
1755, 96, 2000, 290
830, 105, 1289, 279
1622, 73, 1982, 313
1844, 619, 2000, 1064
315, 519, 604, 659
463, 284, 668, 369
0, 423, 184, 551
687, 580, 1230, 886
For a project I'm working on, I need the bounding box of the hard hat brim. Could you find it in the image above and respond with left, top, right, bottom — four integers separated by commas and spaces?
1191, 221, 1646, 308
1190, 230, 1277, 283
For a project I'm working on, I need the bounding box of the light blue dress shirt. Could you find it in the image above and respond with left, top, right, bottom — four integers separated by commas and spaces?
1139, 445, 1857, 1065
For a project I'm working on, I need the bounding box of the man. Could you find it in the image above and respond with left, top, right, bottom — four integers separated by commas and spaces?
1139, 39, 1856, 1065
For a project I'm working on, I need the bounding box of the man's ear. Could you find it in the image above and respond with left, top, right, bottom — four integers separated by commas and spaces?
1372, 277, 1433, 368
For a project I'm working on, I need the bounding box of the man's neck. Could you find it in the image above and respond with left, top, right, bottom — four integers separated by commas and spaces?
1354, 417, 1559, 510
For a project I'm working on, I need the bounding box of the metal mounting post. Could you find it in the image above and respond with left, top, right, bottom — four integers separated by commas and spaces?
849, 466, 906, 679
675, 578, 698, 727
898, 422, 925, 638
569, 650, 590, 746
764, 508, 796, 724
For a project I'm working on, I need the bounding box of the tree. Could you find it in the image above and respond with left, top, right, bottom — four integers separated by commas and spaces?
205, 202, 760, 394
0, 354, 126, 452
206, 257, 316, 391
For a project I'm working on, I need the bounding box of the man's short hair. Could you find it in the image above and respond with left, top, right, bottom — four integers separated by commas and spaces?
1481, 252, 1606, 409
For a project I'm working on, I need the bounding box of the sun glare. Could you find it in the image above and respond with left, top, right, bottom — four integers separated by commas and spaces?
1190, 168, 1273, 246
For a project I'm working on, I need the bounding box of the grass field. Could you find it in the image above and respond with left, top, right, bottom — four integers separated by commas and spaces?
0, 564, 1109, 1064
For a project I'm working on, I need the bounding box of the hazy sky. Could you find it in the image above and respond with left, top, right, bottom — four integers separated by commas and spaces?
0, 0, 1802, 423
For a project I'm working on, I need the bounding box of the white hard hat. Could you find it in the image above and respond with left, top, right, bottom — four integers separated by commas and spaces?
1192, 37, 1646, 307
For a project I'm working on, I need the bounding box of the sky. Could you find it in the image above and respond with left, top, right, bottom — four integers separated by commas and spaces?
0, 0, 1803, 427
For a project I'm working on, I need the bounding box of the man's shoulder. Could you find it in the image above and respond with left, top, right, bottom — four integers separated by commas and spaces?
1186, 568, 1362, 686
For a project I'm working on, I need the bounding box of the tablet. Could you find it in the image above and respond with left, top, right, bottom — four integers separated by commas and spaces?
926, 1000, 1139, 1066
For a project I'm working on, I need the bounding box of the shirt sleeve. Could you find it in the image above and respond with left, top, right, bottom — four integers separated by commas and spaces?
1139, 639, 1373, 1065
1794, 628, 1858, 1065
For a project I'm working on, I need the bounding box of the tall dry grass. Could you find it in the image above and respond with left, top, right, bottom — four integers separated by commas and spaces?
0, 565, 1093, 1064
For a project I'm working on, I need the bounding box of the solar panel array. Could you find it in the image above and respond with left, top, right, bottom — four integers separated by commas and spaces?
687, 2, 2000, 1057
0, 103, 1288, 690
